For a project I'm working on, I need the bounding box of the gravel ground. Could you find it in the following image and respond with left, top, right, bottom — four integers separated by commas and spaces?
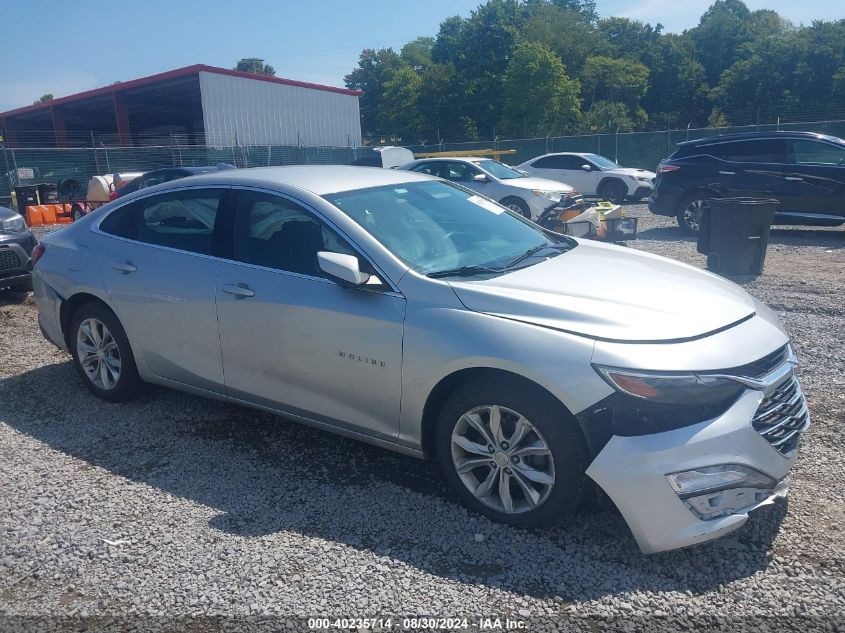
0, 209, 843, 631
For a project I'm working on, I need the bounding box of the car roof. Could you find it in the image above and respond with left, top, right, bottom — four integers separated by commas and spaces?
678, 130, 843, 147
148, 165, 436, 196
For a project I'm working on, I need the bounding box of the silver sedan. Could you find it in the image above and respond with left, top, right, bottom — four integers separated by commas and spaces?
33, 166, 807, 553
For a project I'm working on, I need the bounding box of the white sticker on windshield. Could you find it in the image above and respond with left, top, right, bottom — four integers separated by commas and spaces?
468, 195, 504, 215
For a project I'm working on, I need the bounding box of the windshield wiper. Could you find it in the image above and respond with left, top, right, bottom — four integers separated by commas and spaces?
505, 243, 571, 269
427, 265, 506, 279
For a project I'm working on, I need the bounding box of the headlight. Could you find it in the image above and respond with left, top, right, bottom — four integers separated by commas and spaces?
0, 213, 26, 233
593, 366, 744, 405
531, 190, 566, 202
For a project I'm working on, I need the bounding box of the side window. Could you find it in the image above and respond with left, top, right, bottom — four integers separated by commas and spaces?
787, 140, 845, 165
411, 162, 441, 176
560, 155, 589, 170
532, 156, 558, 169
709, 139, 785, 163
234, 190, 356, 278
100, 189, 222, 255
443, 161, 477, 182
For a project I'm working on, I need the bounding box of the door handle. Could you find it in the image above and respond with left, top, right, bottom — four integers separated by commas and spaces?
221, 283, 255, 298
718, 171, 735, 175
112, 261, 136, 273
785, 176, 804, 181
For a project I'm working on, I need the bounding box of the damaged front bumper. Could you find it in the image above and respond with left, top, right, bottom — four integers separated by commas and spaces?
585, 385, 807, 554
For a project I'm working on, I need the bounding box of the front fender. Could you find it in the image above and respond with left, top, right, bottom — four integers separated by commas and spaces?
398, 305, 609, 449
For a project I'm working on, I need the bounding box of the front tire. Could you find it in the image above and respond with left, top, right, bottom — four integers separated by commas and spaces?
435, 377, 587, 528
500, 197, 532, 219
70, 302, 143, 402
597, 179, 627, 203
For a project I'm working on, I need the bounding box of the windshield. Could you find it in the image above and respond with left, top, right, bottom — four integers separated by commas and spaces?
324, 181, 574, 276
471, 159, 525, 180
584, 154, 620, 170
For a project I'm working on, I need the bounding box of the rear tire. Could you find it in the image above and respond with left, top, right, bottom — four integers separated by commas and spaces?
500, 197, 532, 219
70, 302, 143, 402
676, 193, 712, 235
71, 204, 84, 222
435, 377, 587, 528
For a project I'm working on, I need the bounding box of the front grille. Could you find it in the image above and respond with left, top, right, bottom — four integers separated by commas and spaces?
0, 248, 21, 272
752, 376, 809, 456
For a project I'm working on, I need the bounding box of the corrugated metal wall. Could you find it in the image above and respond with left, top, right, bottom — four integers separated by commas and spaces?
199, 72, 362, 148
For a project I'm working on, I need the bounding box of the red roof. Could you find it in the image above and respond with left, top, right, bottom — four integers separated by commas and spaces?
0, 64, 361, 119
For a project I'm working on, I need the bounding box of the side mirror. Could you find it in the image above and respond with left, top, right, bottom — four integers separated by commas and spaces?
580, 164, 591, 171
318, 251, 370, 287
472, 173, 489, 183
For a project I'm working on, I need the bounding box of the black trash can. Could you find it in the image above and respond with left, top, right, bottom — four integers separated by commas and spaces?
36, 183, 59, 204
13, 185, 39, 211
697, 197, 778, 276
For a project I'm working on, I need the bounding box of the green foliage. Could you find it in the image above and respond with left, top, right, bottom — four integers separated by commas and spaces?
34, 94, 53, 105
234, 58, 275, 77
501, 42, 581, 136
401, 37, 436, 72
343, 0, 845, 141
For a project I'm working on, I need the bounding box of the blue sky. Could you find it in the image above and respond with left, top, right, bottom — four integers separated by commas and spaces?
1, 0, 842, 112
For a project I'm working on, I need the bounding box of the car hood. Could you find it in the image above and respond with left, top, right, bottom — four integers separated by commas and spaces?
498, 176, 574, 193
448, 240, 756, 342
608, 167, 656, 179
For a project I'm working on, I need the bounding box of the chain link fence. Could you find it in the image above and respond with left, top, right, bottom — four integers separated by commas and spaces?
0, 143, 368, 204
4, 118, 845, 206
407, 119, 845, 170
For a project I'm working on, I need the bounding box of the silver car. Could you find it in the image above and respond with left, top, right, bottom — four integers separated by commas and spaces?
399, 157, 573, 220
32, 166, 808, 553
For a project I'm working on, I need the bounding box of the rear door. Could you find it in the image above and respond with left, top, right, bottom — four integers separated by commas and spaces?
706, 138, 786, 199
779, 138, 845, 220
97, 187, 229, 392
526, 155, 590, 191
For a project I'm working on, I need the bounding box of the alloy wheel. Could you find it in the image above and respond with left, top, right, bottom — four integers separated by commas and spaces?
683, 199, 704, 231
450, 405, 555, 514
76, 318, 122, 390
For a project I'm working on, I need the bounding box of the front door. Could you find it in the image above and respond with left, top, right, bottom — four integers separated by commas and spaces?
779, 138, 845, 219
215, 189, 406, 439
98, 187, 228, 392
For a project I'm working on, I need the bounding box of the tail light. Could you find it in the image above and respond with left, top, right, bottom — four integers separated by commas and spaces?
109, 191, 119, 201
31, 243, 46, 267
658, 164, 680, 173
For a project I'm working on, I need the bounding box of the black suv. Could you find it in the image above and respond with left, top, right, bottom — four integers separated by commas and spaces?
649, 131, 845, 233
0, 205, 37, 292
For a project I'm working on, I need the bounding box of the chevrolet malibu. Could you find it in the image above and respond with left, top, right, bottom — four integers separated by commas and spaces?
32, 166, 808, 553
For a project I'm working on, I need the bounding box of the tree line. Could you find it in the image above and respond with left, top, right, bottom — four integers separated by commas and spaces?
343, 0, 845, 143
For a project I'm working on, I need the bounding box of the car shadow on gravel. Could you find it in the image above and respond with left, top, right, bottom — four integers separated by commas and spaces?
0, 361, 788, 602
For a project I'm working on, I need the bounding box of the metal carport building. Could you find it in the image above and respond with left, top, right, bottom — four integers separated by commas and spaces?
0, 64, 362, 148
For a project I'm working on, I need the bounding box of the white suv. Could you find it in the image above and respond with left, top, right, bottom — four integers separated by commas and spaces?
518, 152, 656, 202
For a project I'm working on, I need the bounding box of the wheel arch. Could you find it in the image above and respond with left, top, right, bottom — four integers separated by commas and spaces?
60, 291, 116, 348
498, 196, 531, 218
419, 367, 580, 460
597, 176, 627, 196
675, 187, 721, 213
